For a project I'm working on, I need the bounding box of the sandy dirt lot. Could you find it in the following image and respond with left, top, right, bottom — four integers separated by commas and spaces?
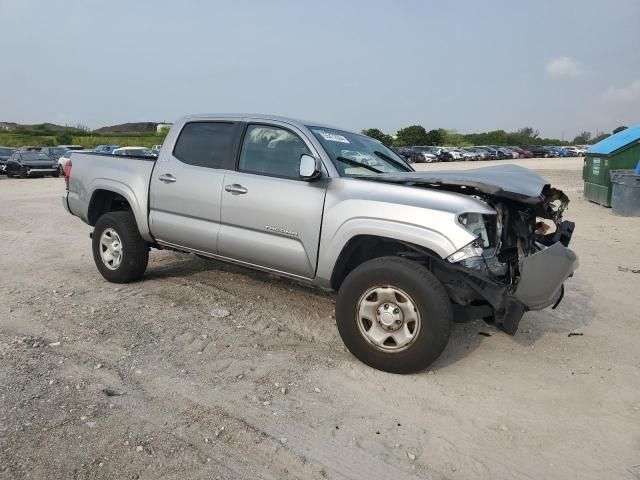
1, 158, 639, 480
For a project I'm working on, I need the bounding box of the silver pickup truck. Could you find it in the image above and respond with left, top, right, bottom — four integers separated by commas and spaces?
62, 114, 577, 373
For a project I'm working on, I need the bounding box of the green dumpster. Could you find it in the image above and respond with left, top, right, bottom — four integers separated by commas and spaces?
583, 125, 640, 206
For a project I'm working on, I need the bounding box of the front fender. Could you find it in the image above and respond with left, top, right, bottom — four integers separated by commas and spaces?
315, 216, 460, 288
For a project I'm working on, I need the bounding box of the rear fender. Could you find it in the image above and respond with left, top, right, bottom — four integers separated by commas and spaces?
87, 179, 151, 241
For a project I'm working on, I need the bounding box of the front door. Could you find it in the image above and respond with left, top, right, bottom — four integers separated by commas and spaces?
149, 121, 240, 253
218, 123, 328, 279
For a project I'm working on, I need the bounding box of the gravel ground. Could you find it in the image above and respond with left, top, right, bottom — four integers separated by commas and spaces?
1, 158, 639, 480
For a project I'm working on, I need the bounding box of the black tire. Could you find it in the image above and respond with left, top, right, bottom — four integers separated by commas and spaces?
19, 166, 28, 179
335, 256, 452, 374
52, 167, 60, 178
92, 211, 149, 283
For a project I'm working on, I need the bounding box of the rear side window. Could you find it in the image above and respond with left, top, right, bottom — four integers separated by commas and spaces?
173, 122, 237, 169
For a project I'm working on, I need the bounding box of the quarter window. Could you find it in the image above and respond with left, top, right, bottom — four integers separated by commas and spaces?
239, 124, 310, 179
173, 122, 237, 169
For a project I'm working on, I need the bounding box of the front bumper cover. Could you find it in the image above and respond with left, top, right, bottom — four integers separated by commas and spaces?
436, 241, 578, 335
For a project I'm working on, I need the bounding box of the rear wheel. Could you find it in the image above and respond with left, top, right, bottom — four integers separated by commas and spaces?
335, 256, 452, 374
92, 211, 149, 283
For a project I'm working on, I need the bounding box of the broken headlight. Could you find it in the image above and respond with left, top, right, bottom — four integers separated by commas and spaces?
458, 213, 498, 248
447, 213, 499, 263
447, 239, 485, 263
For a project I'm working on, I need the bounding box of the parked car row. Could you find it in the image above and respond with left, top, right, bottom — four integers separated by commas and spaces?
391, 144, 587, 163
1, 143, 163, 178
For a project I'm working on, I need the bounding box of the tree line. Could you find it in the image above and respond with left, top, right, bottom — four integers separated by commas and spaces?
361, 125, 624, 147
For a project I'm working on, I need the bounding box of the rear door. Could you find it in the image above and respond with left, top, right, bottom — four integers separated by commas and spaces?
149, 121, 241, 254
218, 122, 328, 279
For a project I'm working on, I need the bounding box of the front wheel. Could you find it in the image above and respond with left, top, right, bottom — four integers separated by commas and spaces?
92, 211, 149, 283
335, 257, 452, 374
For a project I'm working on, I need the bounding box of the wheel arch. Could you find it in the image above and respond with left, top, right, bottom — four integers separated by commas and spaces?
329, 234, 442, 290
86, 181, 151, 241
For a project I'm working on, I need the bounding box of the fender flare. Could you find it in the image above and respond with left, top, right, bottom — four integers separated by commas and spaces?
86, 178, 152, 241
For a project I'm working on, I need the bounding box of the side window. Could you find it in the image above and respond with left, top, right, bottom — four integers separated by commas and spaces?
239, 124, 310, 179
173, 121, 237, 169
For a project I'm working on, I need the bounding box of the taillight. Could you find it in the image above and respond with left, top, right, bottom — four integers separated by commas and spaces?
64, 160, 72, 190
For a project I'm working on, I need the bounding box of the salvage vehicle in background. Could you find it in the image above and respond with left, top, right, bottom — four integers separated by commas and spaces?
112, 147, 157, 157
476, 146, 499, 160
5, 151, 60, 177
94, 144, 120, 154
0, 146, 17, 174
563, 146, 583, 156
40, 146, 69, 161
391, 146, 428, 164
524, 146, 551, 158
62, 114, 578, 374
464, 147, 488, 160
412, 146, 447, 162
509, 146, 532, 158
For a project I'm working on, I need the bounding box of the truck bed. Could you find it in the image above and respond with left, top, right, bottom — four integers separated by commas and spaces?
64, 152, 157, 241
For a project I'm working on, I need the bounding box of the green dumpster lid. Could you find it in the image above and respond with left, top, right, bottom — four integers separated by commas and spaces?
587, 124, 640, 155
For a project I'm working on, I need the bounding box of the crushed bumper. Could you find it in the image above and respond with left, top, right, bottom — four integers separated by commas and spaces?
435, 242, 578, 335
514, 242, 578, 310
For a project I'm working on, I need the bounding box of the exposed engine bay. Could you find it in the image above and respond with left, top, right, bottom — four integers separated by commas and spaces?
357, 165, 579, 334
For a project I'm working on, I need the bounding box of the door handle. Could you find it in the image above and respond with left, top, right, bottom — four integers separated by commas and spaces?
159, 174, 176, 183
224, 184, 248, 194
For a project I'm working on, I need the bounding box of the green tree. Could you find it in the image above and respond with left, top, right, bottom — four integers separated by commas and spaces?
506, 127, 540, 146
572, 131, 592, 144
361, 128, 393, 146
394, 125, 429, 146
56, 132, 73, 144
426, 128, 446, 146
591, 132, 609, 144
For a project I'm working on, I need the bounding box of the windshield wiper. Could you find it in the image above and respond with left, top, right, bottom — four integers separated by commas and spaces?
335, 156, 382, 174
373, 150, 411, 170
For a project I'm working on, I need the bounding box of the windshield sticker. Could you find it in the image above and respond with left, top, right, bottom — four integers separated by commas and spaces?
317, 131, 350, 144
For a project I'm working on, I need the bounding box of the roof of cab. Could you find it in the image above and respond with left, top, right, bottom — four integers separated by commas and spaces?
176, 113, 346, 132
587, 124, 640, 155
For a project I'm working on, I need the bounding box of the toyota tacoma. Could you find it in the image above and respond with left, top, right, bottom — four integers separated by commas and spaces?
62, 114, 578, 373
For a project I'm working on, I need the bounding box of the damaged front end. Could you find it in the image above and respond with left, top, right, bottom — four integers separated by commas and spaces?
356, 165, 579, 334
435, 185, 578, 334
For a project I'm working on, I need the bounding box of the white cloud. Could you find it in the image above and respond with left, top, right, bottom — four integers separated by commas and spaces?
545, 57, 583, 78
604, 79, 640, 102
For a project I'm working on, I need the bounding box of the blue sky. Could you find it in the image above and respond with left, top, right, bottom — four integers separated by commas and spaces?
1, 0, 639, 138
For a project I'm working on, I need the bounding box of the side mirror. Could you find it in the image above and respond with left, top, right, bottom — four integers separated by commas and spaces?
299, 154, 322, 181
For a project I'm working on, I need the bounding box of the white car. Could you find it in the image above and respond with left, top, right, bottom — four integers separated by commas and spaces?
57, 150, 73, 174
564, 146, 586, 156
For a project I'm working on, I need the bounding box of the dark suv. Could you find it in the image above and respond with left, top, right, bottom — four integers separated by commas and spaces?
0, 146, 17, 174
5, 151, 59, 178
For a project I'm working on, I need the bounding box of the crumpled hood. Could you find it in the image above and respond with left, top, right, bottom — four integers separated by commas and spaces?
353, 164, 552, 204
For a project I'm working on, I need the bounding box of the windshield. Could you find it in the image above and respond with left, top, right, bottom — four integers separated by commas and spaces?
308, 127, 412, 176
23, 153, 51, 161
